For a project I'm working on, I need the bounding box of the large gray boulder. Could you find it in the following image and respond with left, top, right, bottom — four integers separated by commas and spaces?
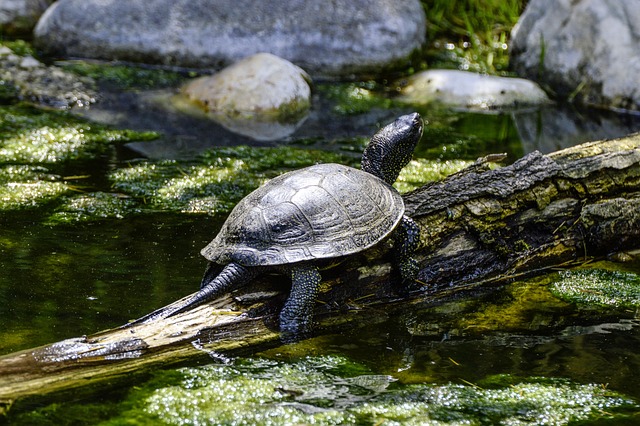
511, 0, 640, 111
34, 0, 426, 78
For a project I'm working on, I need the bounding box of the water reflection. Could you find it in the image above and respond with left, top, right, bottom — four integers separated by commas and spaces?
303, 277, 640, 401
514, 105, 640, 154
75, 84, 640, 162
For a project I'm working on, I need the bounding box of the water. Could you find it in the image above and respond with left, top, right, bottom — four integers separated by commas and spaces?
2, 81, 640, 423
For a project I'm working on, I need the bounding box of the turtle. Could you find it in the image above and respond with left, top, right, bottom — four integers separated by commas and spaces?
134, 113, 424, 334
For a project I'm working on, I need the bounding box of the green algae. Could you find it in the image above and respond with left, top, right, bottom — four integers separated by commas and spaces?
11, 355, 636, 425
550, 269, 640, 309
59, 60, 192, 90
0, 180, 68, 211
445, 274, 572, 334
395, 158, 472, 193
0, 105, 159, 164
48, 192, 141, 223
320, 82, 392, 115
0, 165, 68, 210
0, 40, 36, 57
110, 146, 357, 215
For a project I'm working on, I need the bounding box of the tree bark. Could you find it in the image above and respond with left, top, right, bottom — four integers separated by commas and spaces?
2, 134, 640, 415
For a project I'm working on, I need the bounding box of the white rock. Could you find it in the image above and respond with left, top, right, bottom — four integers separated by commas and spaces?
182, 53, 311, 140
19, 55, 42, 69
398, 70, 550, 110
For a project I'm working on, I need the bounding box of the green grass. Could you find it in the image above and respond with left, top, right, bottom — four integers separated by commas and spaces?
422, 0, 525, 74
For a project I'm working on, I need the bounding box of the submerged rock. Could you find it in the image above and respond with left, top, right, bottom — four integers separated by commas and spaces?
181, 53, 311, 141
511, 0, 640, 111
397, 69, 550, 110
33, 0, 426, 78
0, 0, 52, 35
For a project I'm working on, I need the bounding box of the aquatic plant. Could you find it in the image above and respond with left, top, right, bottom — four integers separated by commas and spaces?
60, 60, 193, 90
319, 82, 392, 115
12, 356, 635, 425
395, 158, 472, 193
110, 146, 358, 215
0, 105, 159, 164
0, 165, 68, 210
551, 269, 640, 308
49, 192, 141, 223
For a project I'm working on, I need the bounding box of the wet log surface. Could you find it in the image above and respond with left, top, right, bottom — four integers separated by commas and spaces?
1, 134, 640, 415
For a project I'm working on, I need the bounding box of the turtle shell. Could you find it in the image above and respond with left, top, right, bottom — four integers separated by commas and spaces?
201, 163, 405, 266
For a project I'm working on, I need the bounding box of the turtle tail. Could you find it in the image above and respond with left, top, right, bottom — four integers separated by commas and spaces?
122, 263, 254, 327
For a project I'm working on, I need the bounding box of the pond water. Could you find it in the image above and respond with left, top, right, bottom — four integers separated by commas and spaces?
2, 77, 640, 424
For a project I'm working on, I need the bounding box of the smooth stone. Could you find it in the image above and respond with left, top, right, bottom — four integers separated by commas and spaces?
181, 53, 311, 141
397, 69, 550, 110
19, 56, 42, 69
511, 0, 640, 111
33, 0, 426, 78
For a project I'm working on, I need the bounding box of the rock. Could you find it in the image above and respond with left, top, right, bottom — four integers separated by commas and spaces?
0, 0, 52, 35
0, 46, 96, 108
397, 69, 550, 110
19, 56, 42, 69
511, 0, 640, 111
33, 0, 426, 78
181, 53, 311, 141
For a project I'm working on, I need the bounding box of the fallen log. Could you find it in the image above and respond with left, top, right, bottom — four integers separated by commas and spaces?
1, 134, 640, 415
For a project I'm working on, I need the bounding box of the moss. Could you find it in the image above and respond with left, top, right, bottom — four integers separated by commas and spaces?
0, 165, 69, 210
48, 192, 141, 223
550, 269, 640, 309
441, 274, 571, 334
59, 60, 192, 90
0, 40, 36, 57
395, 158, 472, 193
13, 356, 636, 425
0, 180, 69, 211
319, 82, 393, 115
110, 146, 356, 215
275, 96, 311, 123
0, 105, 159, 164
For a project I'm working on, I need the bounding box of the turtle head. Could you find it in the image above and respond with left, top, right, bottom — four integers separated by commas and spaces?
361, 112, 423, 185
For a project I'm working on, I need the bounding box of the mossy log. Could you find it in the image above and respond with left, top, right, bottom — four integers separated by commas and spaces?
2, 134, 640, 415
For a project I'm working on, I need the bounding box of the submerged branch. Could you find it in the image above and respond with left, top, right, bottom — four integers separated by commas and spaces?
1, 134, 640, 414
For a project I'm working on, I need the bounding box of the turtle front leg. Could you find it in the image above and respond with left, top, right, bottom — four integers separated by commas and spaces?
394, 215, 420, 287
279, 264, 322, 335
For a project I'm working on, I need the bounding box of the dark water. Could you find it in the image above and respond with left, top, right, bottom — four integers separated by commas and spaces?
3, 83, 640, 423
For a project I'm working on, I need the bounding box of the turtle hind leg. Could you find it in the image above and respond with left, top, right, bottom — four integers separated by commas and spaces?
123, 262, 254, 327
279, 264, 322, 337
394, 215, 420, 288
166, 262, 256, 318
200, 262, 223, 289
